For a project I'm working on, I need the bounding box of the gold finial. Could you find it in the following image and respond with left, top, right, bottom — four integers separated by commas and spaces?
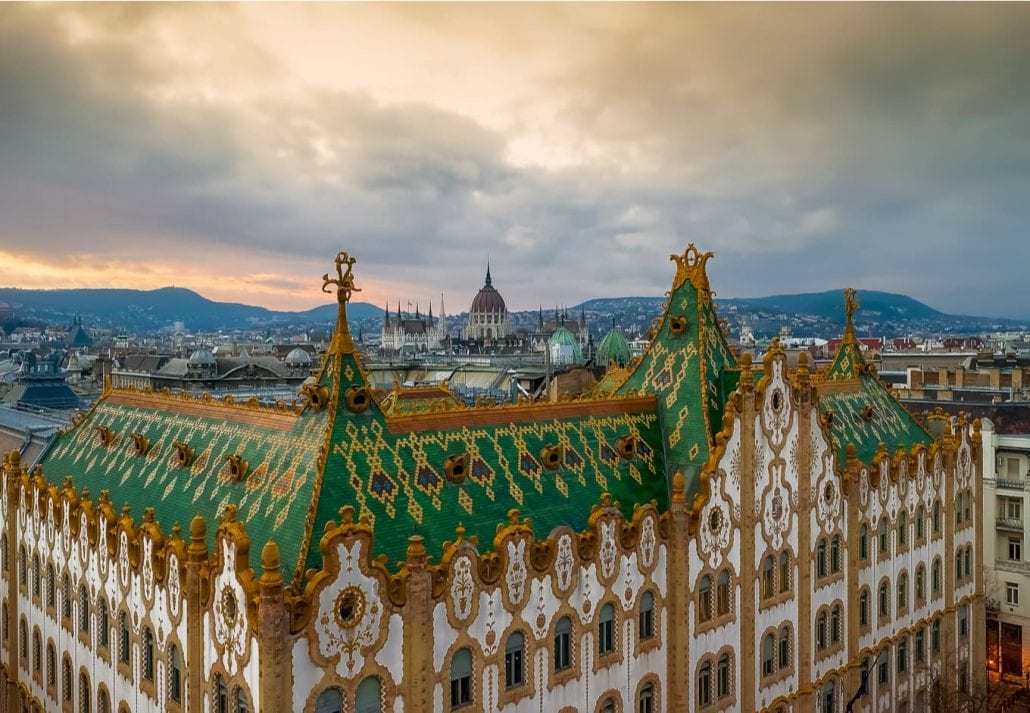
671, 471, 686, 504
670, 244, 715, 293
323, 251, 360, 354
261, 539, 281, 573
842, 288, 859, 344
189, 513, 206, 543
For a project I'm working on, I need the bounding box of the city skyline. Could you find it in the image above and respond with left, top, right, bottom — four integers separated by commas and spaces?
1, 4, 1028, 316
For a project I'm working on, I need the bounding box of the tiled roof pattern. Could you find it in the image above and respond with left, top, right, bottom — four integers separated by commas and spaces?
38, 382, 332, 584
614, 259, 735, 495
821, 374, 933, 463
308, 352, 668, 570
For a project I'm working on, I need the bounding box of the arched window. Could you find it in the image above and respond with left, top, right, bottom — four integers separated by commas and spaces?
762, 556, 775, 598
898, 511, 907, 546
932, 558, 942, 597
717, 653, 730, 698
879, 581, 890, 618
898, 572, 908, 610
817, 539, 827, 577
859, 589, 869, 627
19, 617, 26, 660
932, 619, 941, 653
915, 564, 925, 602
118, 612, 130, 665
46, 564, 55, 609
98, 599, 109, 649
698, 575, 713, 622
639, 591, 655, 639
878, 519, 889, 554
504, 631, 525, 689
778, 627, 790, 669
822, 680, 836, 713
32, 628, 41, 672
62, 574, 71, 620
859, 523, 869, 560
697, 660, 712, 706
234, 687, 249, 713
955, 492, 964, 523
63, 656, 72, 701
898, 636, 908, 673
964, 546, 972, 579
916, 505, 926, 540
80, 671, 92, 713
601, 698, 616, 713
816, 610, 827, 649
47, 642, 56, 688
916, 627, 926, 663
964, 489, 971, 523
762, 634, 775, 676
19, 545, 26, 585
355, 677, 381, 713
214, 674, 228, 713
79, 585, 90, 633
0, 601, 5, 642
717, 570, 731, 614
33, 554, 40, 597
778, 553, 790, 594
169, 644, 182, 702
933, 500, 941, 534
955, 549, 963, 580
314, 688, 343, 713
143, 626, 154, 681
830, 536, 841, 573
98, 689, 111, 713
831, 604, 841, 644
450, 648, 472, 709
554, 616, 572, 669
0, 533, 7, 572
599, 604, 615, 655
638, 683, 655, 713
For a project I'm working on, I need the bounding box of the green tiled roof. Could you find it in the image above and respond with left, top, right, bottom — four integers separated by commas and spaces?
38, 380, 333, 583
614, 247, 736, 496
818, 289, 932, 464
309, 349, 667, 570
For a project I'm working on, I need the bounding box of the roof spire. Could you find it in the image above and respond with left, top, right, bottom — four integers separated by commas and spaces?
485, 259, 492, 287
842, 287, 859, 345
321, 251, 360, 355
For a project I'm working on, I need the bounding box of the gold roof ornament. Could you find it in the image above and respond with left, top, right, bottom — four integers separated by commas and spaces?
670, 244, 715, 293
842, 287, 859, 345
322, 251, 361, 355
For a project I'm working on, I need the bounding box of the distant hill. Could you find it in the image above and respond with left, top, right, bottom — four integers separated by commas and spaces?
0, 286, 382, 332
0, 285, 1023, 338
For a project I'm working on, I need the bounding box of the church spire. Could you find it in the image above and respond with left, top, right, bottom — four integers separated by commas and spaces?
383, 301, 390, 328
485, 259, 492, 288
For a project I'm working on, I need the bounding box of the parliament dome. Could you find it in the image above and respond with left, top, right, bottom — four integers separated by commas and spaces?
469, 265, 507, 314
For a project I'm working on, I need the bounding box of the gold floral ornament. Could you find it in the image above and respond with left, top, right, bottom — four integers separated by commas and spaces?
322, 250, 361, 355
539, 444, 562, 471
172, 442, 195, 468
128, 432, 150, 456
226, 454, 249, 482
301, 382, 330, 411
220, 588, 238, 628
345, 385, 371, 413
444, 454, 467, 484
94, 424, 116, 446
668, 315, 688, 336
334, 586, 366, 629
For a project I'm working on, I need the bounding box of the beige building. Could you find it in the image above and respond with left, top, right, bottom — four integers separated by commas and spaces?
0, 247, 983, 713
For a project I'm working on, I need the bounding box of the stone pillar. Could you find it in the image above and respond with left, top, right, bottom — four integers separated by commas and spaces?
737, 353, 758, 713
844, 444, 863, 706
940, 421, 958, 666
186, 514, 209, 713
257, 539, 290, 713
971, 420, 988, 691
3, 452, 23, 710
666, 471, 691, 711
794, 352, 814, 708
402, 535, 433, 713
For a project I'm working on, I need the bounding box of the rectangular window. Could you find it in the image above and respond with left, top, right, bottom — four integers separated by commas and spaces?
1008, 457, 1021, 479
1008, 582, 1020, 606
504, 648, 523, 689
1010, 537, 1023, 561
778, 632, 790, 669
1008, 499, 1022, 520
959, 606, 968, 639
878, 653, 889, 685
916, 629, 925, 662
599, 619, 614, 655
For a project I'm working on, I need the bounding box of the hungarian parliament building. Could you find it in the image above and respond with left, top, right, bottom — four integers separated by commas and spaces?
0, 246, 982, 712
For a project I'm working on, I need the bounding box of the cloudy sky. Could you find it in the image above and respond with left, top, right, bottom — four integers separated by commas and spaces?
1, 4, 1028, 317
